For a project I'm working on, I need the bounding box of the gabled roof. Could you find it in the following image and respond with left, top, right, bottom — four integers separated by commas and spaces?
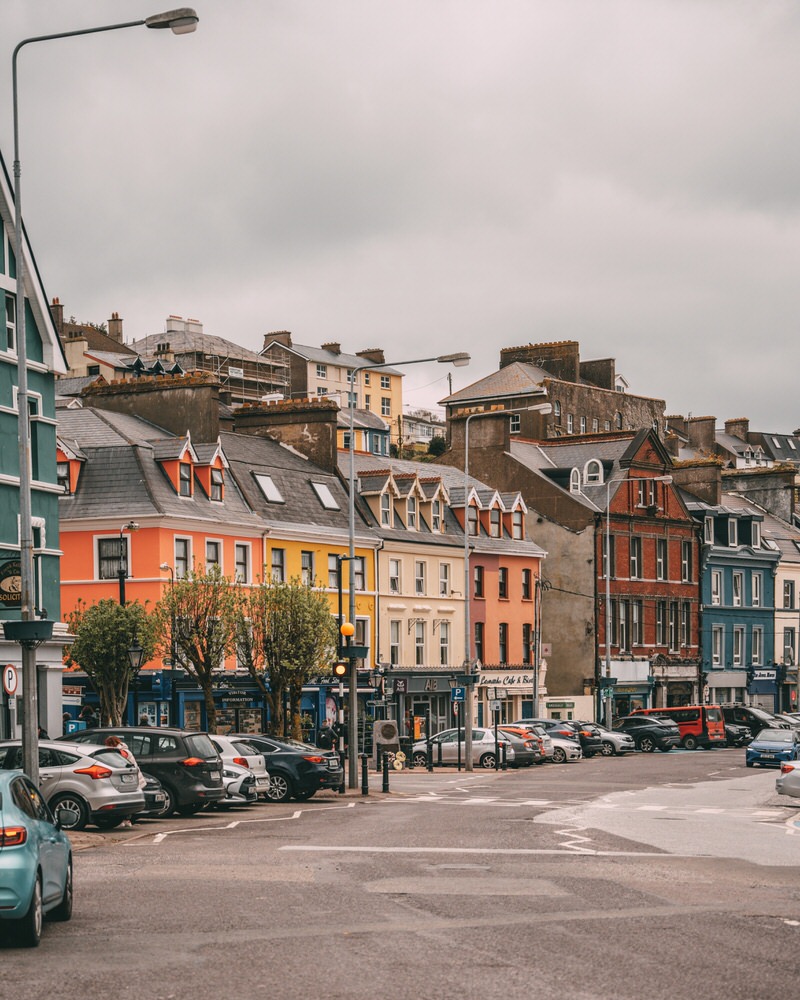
129, 330, 266, 364
265, 339, 402, 375
336, 408, 390, 431
439, 361, 550, 405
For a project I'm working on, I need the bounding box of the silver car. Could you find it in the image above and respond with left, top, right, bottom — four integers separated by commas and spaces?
411, 728, 516, 769
0, 740, 145, 831
775, 761, 800, 798
548, 735, 583, 764
592, 724, 636, 757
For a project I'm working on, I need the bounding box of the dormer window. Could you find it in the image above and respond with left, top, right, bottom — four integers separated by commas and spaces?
728, 518, 738, 547
57, 461, 70, 494
752, 521, 761, 548
584, 459, 603, 485
432, 499, 442, 531
490, 508, 501, 538
380, 492, 391, 526
210, 468, 224, 501
512, 510, 523, 540
569, 468, 581, 493
468, 505, 478, 537
179, 462, 193, 497
703, 516, 713, 544
407, 496, 417, 529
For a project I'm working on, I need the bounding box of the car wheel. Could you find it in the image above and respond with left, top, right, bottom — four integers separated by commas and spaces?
746, 760, 754, 767
412, 752, 428, 767
551, 746, 567, 764
600, 741, 615, 757
266, 774, 293, 802
48, 860, 73, 923
49, 793, 89, 832
479, 752, 497, 769
15, 872, 43, 947
93, 816, 125, 830
682, 735, 698, 751
639, 736, 656, 753
293, 789, 316, 801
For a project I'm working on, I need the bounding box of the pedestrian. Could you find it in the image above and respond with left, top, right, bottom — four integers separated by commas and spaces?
104, 735, 145, 826
79, 705, 98, 729
37, 725, 49, 739
317, 720, 336, 750
138, 714, 151, 726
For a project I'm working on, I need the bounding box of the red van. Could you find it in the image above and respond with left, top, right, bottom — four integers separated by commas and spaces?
631, 705, 726, 750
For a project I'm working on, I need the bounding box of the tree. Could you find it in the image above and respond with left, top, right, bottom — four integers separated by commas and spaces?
428, 435, 447, 456
65, 600, 156, 725
233, 578, 338, 739
154, 564, 238, 733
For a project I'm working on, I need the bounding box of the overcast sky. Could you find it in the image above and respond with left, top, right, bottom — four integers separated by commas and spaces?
3, 1, 800, 428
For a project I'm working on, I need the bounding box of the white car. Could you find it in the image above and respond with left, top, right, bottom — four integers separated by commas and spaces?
209, 735, 271, 797
548, 735, 583, 764
776, 761, 800, 799
592, 724, 636, 757
214, 762, 259, 808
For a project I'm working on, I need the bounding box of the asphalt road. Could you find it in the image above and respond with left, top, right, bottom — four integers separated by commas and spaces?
2, 749, 798, 1000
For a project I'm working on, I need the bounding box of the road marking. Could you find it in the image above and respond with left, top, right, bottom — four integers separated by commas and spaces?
128, 804, 348, 845
280, 845, 683, 858
695, 809, 724, 814
637, 805, 668, 811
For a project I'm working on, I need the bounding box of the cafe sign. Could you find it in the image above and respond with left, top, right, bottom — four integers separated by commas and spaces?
0, 559, 22, 608
477, 672, 535, 687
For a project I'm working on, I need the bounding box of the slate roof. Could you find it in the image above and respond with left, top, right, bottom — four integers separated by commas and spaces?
439, 361, 551, 405
269, 340, 402, 376
129, 331, 267, 364
55, 375, 105, 398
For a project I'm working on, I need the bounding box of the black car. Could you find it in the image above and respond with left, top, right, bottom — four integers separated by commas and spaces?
612, 715, 680, 752
723, 722, 752, 748
569, 721, 606, 758
720, 704, 789, 740
137, 772, 168, 818
229, 733, 343, 802
59, 727, 225, 816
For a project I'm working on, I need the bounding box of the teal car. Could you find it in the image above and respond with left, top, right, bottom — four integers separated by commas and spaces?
0, 771, 73, 946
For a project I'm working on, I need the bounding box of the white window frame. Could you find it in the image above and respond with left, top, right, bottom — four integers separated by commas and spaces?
205, 538, 222, 572
728, 518, 738, 547
254, 474, 284, 503
733, 626, 744, 666
389, 620, 401, 666
311, 482, 340, 510
566, 413, 574, 434
512, 510, 523, 539
752, 521, 761, 548
301, 550, 315, 586
389, 558, 401, 594
630, 537, 642, 580
175, 536, 192, 580
439, 562, 450, 597
712, 625, 723, 666
752, 626, 763, 666
415, 560, 426, 596
432, 499, 442, 532
380, 492, 391, 526
316, 363, 327, 379
704, 517, 714, 544
732, 572, 743, 608
415, 621, 425, 665
380, 374, 390, 390
407, 496, 417, 529
439, 621, 450, 666
271, 547, 286, 583
711, 569, 722, 606
656, 538, 667, 581
752, 572, 762, 608
234, 542, 251, 584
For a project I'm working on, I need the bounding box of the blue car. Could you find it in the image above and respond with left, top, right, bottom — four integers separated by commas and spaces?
0, 771, 73, 946
745, 728, 800, 768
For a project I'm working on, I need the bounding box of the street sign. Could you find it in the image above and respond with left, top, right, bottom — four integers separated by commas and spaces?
541, 643, 552, 656
3, 664, 19, 696
450, 686, 465, 702
490, 699, 501, 713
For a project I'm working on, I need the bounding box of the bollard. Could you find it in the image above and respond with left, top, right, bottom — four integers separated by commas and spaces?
382, 752, 390, 793
338, 748, 346, 794
495, 737, 500, 772
501, 742, 508, 771
426, 740, 433, 772
359, 753, 369, 796
437, 741, 443, 767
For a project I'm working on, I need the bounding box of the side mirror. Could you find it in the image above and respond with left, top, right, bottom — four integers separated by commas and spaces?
54, 806, 80, 830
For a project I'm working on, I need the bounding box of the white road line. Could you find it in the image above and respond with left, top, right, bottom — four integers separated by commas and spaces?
280, 845, 685, 858
128, 804, 345, 845
695, 809, 724, 814
636, 805, 668, 811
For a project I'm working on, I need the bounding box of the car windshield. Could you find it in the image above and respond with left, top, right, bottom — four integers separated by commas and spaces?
231, 740, 259, 755
185, 733, 217, 758
756, 729, 793, 742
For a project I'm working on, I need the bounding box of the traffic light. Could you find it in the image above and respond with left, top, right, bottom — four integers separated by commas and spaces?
333, 661, 348, 679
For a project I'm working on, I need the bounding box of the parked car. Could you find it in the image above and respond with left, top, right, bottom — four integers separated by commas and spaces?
513, 718, 582, 743
775, 761, 800, 798
0, 740, 145, 831
59, 727, 225, 816
504, 722, 555, 762
611, 716, 680, 752
498, 726, 547, 763
772, 713, 800, 730
230, 733, 343, 802
723, 723, 752, 748
208, 734, 271, 798
588, 723, 636, 757
212, 762, 258, 808
411, 728, 517, 769
720, 704, 789, 739
745, 728, 800, 768
0, 770, 73, 946
568, 721, 607, 758
631, 704, 726, 750
137, 772, 167, 819
548, 735, 583, 763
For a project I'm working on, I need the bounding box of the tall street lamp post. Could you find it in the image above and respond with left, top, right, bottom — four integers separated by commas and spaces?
12, 7, 198, 782
118, 522, 139, 606
346, 352, 469, 787
462, 402, 551, 769
603, 474, 673, 728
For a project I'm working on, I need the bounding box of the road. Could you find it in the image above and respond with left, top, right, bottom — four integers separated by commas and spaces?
2, 749, 798, 1000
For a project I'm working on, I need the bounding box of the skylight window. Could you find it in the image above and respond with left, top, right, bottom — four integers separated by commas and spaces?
254, 474, 284, 503
773, 437, 781, 449
311, 482, 340, 510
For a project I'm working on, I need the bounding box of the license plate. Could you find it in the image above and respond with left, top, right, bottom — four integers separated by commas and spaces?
255, 776, 270, 787
761, 753, 774, 759
327, 759, 339, 770
153, 793, 166, 803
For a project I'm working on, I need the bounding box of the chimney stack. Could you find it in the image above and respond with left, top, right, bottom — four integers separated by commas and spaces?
50, 297, 64, 336
321, 342, 341, 355
107, 311, 123, 343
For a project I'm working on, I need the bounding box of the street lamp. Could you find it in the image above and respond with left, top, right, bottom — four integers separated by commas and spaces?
12, 8, 198, 781
461, 402, 552, 770
602, 474, 673, 729
159, 562, 176, 668
346, 351, 469, 787
118, 522, 139, 605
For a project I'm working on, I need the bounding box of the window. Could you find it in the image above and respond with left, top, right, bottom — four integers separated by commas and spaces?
234, 543, 250, 584
712, 625, 724, 666
210, 468, 224, 501
439, 622, 450, 666
381, 397, 391, 417
354, 557, 366, 591
632, 600, 644, 645
328, 555, 340, 589
301, 550, 314, 586
553, 401, 561, 425
751, 521, 761, 547
57, 461, 70, 494
680, 601, 690, 647
98, 537, 125, 580
512, 510, 523, 539
415, 561, 426, 595
604, 420, 611, 432
317, 386, 328, 397
389, 620, 401, 666
656, 539, 667, 581
498, 567, 509, 599
432, 499, 442, 531
311, 482, 340, 510
711, 570, 722, 605
615, 412, 622, 430
415, 621, 426, 665
510, 413, 521, 434
681, 541, 692, 582
522, 623, 532, 665
254, 474, 284, 503
473, 565, 484, 598
407, 496, 417, 529
669, 602, 679, 652
630, 537, 642, 579
784, 580, 795, 609
389, 559, 401, 594
732, 572, 743, 607
380, 374, 390, 390
468, 506, 478, 536
784, 628, 796, 666
205, 540, 221, 571
752, 626, 763, 666
728, 518, 738, 547
522, 568, 532, 600
618, 600, 629, 651
474, 621, 484, 663
439, 563, 450, 596
570, 468, 581, 493
592, 418, 599, 433
733, 626, 744, 666
704, 517, 714, 544
179, 462, 193, 497
490, 509, 501, 538
752, 572, 762, 608
603, 534, 616, 579
364, 372, 370, 385
364, 394, 371, 409
5, 293, 15, 351
580, 416, 587, 433
567, 413, 574, 434
316, 363, 327, 379
637, 480, 655, 507
585, 460, 603, 484
271, 548, 286, 582
498, 623, 508, 664
656, 601, 667, 646
342, 433, 351, 449
380, 492, 391, 526
175, 538, 190, 579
